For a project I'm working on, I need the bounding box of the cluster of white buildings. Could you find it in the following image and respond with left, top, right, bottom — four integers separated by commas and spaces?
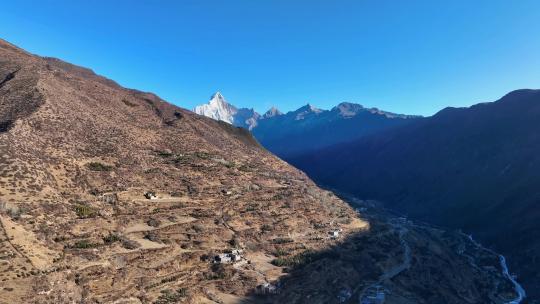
213, 249, 243, 264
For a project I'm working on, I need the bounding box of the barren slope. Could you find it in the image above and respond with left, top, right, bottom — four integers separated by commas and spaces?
0, 39, 364, 303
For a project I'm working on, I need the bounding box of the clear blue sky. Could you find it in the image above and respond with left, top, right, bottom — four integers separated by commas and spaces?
1, 0, 539, 116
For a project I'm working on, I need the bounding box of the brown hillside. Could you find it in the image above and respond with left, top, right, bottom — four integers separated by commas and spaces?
0, 39, 365, 303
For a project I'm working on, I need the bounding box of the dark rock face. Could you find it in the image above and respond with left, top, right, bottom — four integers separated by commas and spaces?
291, 89, 540, 298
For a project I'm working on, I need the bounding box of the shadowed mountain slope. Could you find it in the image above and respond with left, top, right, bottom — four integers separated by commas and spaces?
253, 102, 419, 158
290, 89, 540, 299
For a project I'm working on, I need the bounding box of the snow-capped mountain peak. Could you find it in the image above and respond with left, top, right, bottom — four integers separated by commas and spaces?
209, 91, 226, 104
194, 92, 261, 130
194, 92, 238, 124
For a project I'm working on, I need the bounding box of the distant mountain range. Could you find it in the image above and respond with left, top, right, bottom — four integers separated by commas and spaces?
289, 89, 540, 298
194, 92, 419, 158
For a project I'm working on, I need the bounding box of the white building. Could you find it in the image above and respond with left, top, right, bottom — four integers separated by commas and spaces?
214, 253, 232, 264
213, 250, 244, 264
329, 229, 343, 239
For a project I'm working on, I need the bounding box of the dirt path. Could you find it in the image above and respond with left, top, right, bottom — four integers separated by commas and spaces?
356, 218, 411, 302
0, 215, 56, 270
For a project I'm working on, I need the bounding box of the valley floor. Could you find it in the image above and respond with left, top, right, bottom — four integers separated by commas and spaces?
326, 194, 526, 304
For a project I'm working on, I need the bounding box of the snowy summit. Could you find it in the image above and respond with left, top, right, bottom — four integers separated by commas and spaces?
193, 92, 260, 130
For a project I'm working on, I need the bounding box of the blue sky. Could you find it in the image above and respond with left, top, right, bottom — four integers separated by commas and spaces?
1, 0, 539, 116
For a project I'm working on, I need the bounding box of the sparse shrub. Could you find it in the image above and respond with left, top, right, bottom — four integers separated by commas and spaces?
204, 263, 229, 280
192, 224, 205, 233
176, 288, 188, 297
313, 223, 327, 229
261, 224, 273, 232
53, 235, 67, 242
246, 203, 258, 212
74, 204, 96, 219
160, 274, 181, 284
144, 168, 160, 174
195, 152, 210, 159
156, 150, 173, 158
271, 237, 293, 244
271, 250, 316, 267
200, 253, 211, 262
86, 162, 112, 172
270, 257, 289, 267
103, 233, 121, 244
170, 191, 182, 197
273, 248, 289, 257
144, 232, 161, 243
237, 165, 252, 172
229, 238, 240, 248
171, 154, 190, 165
121, 99, 138, 107
121, 239, 140, 250
147, 218, 161, 227
154, 288, 189, 304
71, 240, 99, 249
273, 193, 284, 200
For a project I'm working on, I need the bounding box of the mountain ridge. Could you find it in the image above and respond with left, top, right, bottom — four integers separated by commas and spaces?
194, 92, 420, 158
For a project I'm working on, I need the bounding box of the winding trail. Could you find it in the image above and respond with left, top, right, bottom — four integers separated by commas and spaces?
356, 218, 411, 302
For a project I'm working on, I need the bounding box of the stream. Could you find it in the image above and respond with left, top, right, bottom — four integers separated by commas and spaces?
333, 191, 527, 304
465, 234, 526, 304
